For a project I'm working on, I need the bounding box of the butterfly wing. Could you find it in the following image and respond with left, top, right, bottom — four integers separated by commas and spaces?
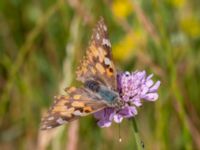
76, 17, 117, 91
41, 87, 106, 130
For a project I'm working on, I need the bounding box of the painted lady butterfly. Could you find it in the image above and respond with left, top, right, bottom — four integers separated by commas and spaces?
41, 17, 122, 130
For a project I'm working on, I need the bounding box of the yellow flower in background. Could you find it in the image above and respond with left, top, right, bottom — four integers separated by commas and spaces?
168, 0, 186, 8
112, 0, 132, 19
180, 15, 200, 38
113, 29, 146, 61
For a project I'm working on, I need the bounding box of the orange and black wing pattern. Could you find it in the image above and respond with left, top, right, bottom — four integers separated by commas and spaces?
76, 18, 117, 91
41, 87, 106, 130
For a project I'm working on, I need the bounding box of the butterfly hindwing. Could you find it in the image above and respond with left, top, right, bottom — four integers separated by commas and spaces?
41, 87, 106, 130
76, 17, 117, 91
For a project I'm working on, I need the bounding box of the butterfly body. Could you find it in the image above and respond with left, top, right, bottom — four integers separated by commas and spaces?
84, 80, 119, 106
41, 17, 120, 130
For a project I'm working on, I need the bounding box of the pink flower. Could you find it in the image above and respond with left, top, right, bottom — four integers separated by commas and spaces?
94, 71, 161, 127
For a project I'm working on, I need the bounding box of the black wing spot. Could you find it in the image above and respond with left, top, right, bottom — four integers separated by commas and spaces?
109, 68, 113, 73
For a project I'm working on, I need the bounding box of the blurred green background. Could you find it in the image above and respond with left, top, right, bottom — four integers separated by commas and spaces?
0, 0, 200, 149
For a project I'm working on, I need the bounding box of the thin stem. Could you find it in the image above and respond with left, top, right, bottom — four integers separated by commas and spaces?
132, 118, 144, 150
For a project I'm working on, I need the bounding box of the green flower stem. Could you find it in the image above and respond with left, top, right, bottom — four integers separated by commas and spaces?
132, 118, 144, 150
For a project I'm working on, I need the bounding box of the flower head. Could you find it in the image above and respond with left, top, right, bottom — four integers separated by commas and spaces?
94, 71, 161, 127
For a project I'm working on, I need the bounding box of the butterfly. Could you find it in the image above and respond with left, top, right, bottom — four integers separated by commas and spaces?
41, 17, 122, 130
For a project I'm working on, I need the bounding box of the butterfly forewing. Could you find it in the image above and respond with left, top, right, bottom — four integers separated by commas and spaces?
41, 87, 106, 130
76, 17, 117, 91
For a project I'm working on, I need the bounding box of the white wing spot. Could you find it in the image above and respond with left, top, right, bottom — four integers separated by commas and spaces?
48, 116, 54, 120
46, 126, 52, 129
96, 33, 100, 40
56, 117, 67, 124
99, 23, 103, 28
104, 57, 111, 65
73, 110, 82, 116
102, 38, 111, 47
103, 25, 107, 31
73, 110, 87, 116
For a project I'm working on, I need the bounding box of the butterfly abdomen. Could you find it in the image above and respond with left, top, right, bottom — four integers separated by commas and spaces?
84, 80, 118, 106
